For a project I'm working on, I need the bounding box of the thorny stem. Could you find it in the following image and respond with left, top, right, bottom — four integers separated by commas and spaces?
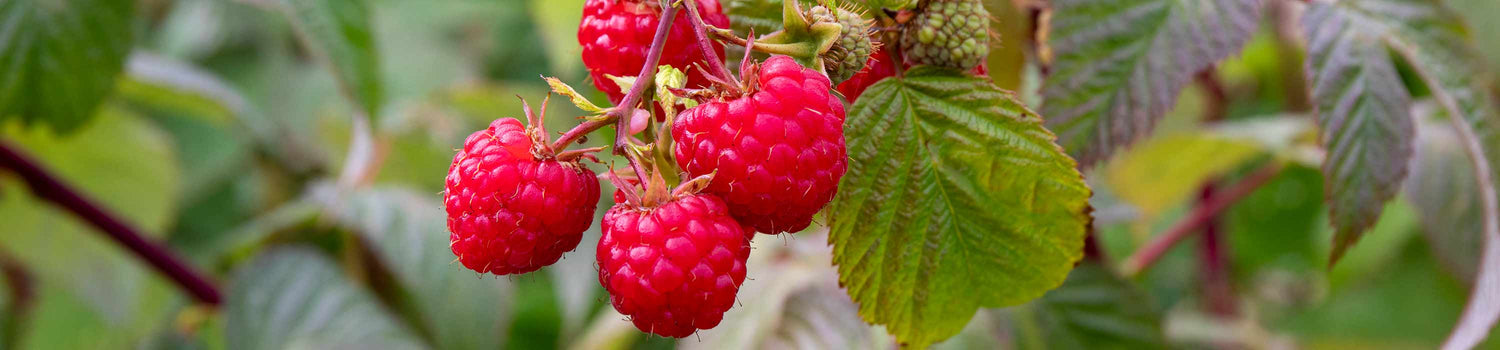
611, 2, 679, 156
683, 0, 735, 83
1120, 162, 1284, 277
549, 0, 683, 191
0, 141, 222, 305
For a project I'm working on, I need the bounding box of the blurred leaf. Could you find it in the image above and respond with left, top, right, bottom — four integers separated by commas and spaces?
726, 0, 784, 33
1003, 261, 1167, 350
0, 108, 182, 326
529, 0, 585, 80
506, 276, 561, 350
0, 0, 134, 132
1104, 133, 1262, 218
1227, 165, 1325, 274
120, 53, 327, 177
1407, 121, 1484, 282
324, 187, 510, 350
828, 67, 1092, 348
1327, 200, 1419, 290
279, 0, 385, 119
1302, 0, 1500, 347
224, 246, 425, 350
18, 283, 177, 350
1303, 0, 1417, 265
1041, 0, 1263, 168
686, 234, 884, 350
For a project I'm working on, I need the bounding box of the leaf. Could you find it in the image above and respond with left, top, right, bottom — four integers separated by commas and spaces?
1104, 133, 1262, 218
828, 67, 1092, 348
726, 0, 785, 34
224, 246, 426, 350
1301, 1, 1500, 348
1041, 0, 1263, 168
322, 187, 511, 350
685, 233, 883, 350
0, 108, 182, 326
1003, 260, 1167, 350
1407, 121, 1483, 282
279, 0, 385, 119
1302, 0, 1416, 265
0, 0, 135, 133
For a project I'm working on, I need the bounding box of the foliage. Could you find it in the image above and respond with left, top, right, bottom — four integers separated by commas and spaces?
2, 0, 1500, 349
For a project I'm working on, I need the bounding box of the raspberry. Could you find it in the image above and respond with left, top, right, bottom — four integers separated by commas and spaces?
597, 194, 751, 337
809, 5, 876, 84
445, 118, 601, 275
835, 45, 989, 102
578, 0, 730, 103
671, 55, 848, 234
900, 0, 989, 71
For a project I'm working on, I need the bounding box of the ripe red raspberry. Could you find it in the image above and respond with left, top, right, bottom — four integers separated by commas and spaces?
445, 118, 601, 275
597, 194, 751, 337
671, 55, 848, 234
835, 45, 990, 102
578, 0, 729, 103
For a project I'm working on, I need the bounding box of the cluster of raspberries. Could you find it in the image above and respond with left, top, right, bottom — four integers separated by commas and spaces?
446, 0, 987, 338
445, 0, 846, 338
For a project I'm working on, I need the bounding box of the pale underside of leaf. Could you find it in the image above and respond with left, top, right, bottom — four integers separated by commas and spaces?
1041, 0, 1263, 168
829, 67, 1091, 348
226, 246, 426, 350
324, 187, 510, 350
1302, 2, 1415, 264
1311, 0, 1500, 348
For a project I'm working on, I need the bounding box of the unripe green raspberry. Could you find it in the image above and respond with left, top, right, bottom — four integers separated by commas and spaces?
810, 4, 876, 83
900, 0, 988, 71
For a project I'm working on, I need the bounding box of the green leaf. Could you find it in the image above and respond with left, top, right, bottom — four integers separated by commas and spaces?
1003, 261, 1167, 350
1301, 1, 1500, 347
225, 246, 425, 350
1302, 0, 1416, 265
1104, 132, 1262, 218
1041, 0, 1263, 168
0, 0, 135, 133
726, 0, 785, 34
279, 0, 384, 119
828, 67, 1092, 348
0, 108, 182, 327
323, 187, 511, 350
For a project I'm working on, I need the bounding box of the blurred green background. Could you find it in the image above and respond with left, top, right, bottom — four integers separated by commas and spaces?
2, 0, 1500, 349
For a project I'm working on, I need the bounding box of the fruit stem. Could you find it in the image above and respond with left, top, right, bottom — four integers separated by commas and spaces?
609, 1, 679, 157
709, 28, 809, 57
0, 141, 223, 306
1119, 161, 1284, 277
550, 116, 616, 151
682, 0, 736, 84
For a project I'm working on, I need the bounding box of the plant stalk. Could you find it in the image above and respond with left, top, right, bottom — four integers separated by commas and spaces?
0, 141, 222, 305
1120, 162, 1283, 277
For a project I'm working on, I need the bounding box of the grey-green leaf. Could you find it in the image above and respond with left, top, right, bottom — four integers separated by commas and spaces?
1041, 0, 1262, 168
225, 246, 426, 350
1407, 120, 1483, 282
1302, 3, 1415, 265
1303, 1, 1500, 348
0, 0, 134, 132
323, 187, 511, 350
828, 67, 1092, 348
279, 0, 384, 118
1003, 260, 1167, 350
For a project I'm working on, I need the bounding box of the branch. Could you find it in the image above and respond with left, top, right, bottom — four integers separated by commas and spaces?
1120, 162, 1284, 277
682, 0, 734, 82
0, 141, 222, 305
610, 1, 678, 156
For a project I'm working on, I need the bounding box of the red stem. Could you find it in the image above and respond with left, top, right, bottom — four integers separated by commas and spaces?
610, 2, 677, 156
1121, 162, 1283, 277
1197, 184, 1238, 316
0, 141, 222, 305
682, 0, 734, 82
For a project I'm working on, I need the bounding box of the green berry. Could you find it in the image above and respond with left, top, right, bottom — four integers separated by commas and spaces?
900, 0, 989, 71
810, 4, 876, 84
